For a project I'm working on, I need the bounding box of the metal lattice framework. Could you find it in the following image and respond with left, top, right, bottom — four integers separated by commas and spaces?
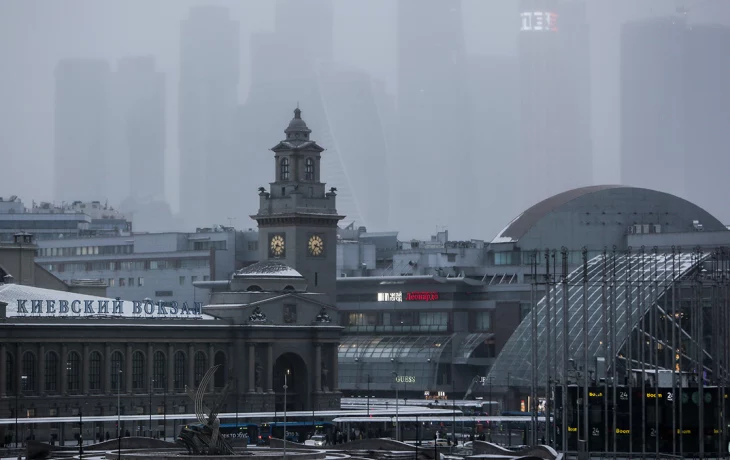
486, 246, 730, 452
176, 365, 234, 455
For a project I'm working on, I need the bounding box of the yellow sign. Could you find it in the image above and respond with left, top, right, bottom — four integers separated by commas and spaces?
646, 392, 663, 398
615, 428, 630, 435
677, 429, 691, 435
589, 391, 603, 397
568, 427, 577, 432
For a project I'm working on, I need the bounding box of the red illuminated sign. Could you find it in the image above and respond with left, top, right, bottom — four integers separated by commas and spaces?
406, 291, 439, 301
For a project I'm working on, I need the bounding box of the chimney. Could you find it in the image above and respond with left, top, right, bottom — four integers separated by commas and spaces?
3, 274, 15, 284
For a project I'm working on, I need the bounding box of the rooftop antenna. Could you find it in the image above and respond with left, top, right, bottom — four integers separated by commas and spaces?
227, 217, 235, 228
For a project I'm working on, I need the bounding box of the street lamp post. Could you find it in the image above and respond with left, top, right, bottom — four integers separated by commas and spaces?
79, 409, 84, 459
392, 372, 399, 442
367, 374, 370, 417
148, 377, 153, 438
117, 367, 122, 460
15, 375, 27, 448
283, 369, 289, 460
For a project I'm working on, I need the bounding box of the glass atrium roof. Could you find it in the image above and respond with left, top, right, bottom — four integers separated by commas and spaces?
486, 252, 703, 387
338, 335, 450, 361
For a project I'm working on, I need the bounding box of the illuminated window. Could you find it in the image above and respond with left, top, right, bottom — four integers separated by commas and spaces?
89, 352, 102, 391
111, 351, 123, 391
132, 351, 145, 390
153, 351, 165, 389
305, 157, 315, 180
45, 352, 59, 392
67, 351, 81, 392
280, 157, 290, 181
174, 351, 186, 390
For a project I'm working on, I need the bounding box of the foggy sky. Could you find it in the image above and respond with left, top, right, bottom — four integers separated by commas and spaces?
1, 0, 729, 240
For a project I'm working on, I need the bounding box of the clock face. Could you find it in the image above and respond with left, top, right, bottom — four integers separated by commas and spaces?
269, 234, 285, 258
308, 234, 324, 256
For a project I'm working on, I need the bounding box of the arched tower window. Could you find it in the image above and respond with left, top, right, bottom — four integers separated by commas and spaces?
110, 351, 124, 391
22, 352, 36, 392
45, 352, 59, 392
132, 351, 145, 390
6, 352, 13, 393
214, 352, 226, 388
89, 352, 102, 391
66, 351, 81, 392
173, 351, 186, 390
305, 157, 315, 181
279, 157, 290, 181
153, 351, 166, 390
194, 351, 207, 387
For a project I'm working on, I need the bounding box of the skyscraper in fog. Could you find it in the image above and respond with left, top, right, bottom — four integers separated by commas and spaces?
239, 0, 392, 230
54, 59, 110, 203
109, 56, 165, 206
517, 0, 592, 210
178, 6, 239, 228
621, 17, 730, 223
394, 0, 473, 239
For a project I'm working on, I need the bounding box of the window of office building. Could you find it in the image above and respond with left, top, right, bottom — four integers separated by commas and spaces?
179, 276, 185, 285
419, 311, 448, 327
475, 311, 491, 331
348, 312, 378, 326
5, 352, 13, 393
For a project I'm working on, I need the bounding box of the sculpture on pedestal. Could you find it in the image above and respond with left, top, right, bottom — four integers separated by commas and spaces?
176, 365, 234, 455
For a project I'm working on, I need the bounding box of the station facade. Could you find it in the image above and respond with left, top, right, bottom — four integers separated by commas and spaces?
0, 108, 343, 445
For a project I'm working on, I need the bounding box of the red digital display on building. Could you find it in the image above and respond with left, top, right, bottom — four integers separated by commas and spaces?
405, 291, 439, 301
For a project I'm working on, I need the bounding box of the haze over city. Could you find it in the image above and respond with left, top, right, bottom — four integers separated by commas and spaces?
1, 0, 729, 240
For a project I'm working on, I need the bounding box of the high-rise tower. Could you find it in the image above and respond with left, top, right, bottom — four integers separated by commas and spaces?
252, 108, 343, 300
517, 0, 593, 209
178, 6, 239, 228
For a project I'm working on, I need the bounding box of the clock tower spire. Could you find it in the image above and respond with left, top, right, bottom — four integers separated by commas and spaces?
252, 107, 343, 301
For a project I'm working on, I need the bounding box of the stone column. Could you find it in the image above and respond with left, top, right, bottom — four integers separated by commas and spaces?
314, 343, 322, 392
38, 344, 45, 396
60, 344, 67, 395
266, 344, 273, 393
0, 343, 6, 397
167, 344, 174, 393
188, 344, 195, 389
104, 344, 111, 394
208, 344, 215, 392
331, 344, 339, 391
248, 344, 255, 393
82, 343, 89, 394
147, 343, 154, 392
125, 344, 133, 394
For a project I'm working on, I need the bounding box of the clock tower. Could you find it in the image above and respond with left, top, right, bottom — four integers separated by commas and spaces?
252, 108, 343, 301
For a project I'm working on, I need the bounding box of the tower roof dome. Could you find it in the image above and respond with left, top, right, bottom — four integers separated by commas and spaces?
284, 107, 312, 135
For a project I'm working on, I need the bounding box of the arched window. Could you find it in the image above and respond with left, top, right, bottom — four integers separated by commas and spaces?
45, 352, 59, 392
153, 351, 165, 390
279, 157, 290, 181
132, 351, 145, 390
246, 285, 262, 292
66, 351, 81, 392
89, 352, 102, 391
173, 351, 186, 390
110, 351, 124, 391
305, 157, 315, 181
214, 352, 226, 388
22, 352, 36, 392
5, 352, 13, 394
193, 351, 207, 387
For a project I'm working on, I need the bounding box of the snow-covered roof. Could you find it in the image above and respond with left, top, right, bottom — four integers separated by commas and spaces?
234, 261, 303, 278
0, 284, 214, 320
